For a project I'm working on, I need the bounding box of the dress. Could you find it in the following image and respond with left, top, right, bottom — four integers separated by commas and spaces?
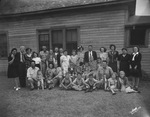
60, 55, 70, 75
77, 52, 84, 66
99, 52, 108, 61
108, 51, 119, 72
7, 54, 19, 78
130, 52, 142, 77
32, 57, 41, 69
25, 54, 32, 69
118, 54, 131, 76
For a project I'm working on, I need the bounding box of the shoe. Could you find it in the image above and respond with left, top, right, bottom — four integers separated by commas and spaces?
15, 87, 20, 91
112, 92, 116, 95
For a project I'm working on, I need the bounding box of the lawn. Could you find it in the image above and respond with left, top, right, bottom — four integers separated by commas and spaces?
0, 76, 150, 117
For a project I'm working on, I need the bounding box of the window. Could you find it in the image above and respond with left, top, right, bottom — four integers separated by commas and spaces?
38, 30, 50, 51
0, 33, 8, 59
126, 26, 149, 47
38, 27, 79, 54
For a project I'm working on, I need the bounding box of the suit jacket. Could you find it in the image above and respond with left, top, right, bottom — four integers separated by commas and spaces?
84, 51, 97, 63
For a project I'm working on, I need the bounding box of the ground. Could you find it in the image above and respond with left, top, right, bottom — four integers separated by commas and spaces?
0, 76, 150, 117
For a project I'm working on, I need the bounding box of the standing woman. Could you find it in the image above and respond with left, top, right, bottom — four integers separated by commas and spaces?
99, 47, 108, 61
77, 46, 84, 66
60, 50, 71, 76
130, 46, 142, 91
25, 48, 32, 69
7, 48, 20, 91
32, 52, 41, 69
118, 48, 130, 77
108, 44, 119, 73
46, 49, 55, 67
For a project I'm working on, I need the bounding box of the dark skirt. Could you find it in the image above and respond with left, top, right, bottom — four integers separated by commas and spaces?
108, 61, 117, 72
7, 64, 19, 78
130, 68, 142, 78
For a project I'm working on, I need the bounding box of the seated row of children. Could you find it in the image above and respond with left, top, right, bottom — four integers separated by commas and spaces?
27, 60, 140, 95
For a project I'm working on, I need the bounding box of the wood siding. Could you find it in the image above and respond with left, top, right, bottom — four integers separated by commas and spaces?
0, 5, 150, 77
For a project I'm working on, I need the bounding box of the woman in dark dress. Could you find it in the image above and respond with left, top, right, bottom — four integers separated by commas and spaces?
108, 44, 119, 72
118, 48, 131, 77
130, 46, 142, 91
25, 48, 32, 69
7, 48, 20, 91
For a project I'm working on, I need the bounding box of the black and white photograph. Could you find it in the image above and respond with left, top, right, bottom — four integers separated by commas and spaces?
0, 0, 150, 117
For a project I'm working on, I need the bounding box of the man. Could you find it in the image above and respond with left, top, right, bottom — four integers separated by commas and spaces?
84, 45, 97, 63
16, 46, 26, 88
39, 46, 49, 76
27, 61, 39, 90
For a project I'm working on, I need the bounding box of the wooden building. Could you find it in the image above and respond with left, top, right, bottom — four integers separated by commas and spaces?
0, 0, 150, 78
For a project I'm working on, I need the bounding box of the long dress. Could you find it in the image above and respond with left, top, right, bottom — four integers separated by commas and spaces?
108, 51, 119, 72
7, 54, 19, 78
60, 55, 70, 75
25, 54, 32, 69
118, 54, 131, 77
77, 52, 84, 66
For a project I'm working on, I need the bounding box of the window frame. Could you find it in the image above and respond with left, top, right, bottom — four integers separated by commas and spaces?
37, 26, 80, 52
125, 26, 150, 48
0, 31, 9, 60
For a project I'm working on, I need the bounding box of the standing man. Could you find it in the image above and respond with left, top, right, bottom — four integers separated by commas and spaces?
16, 46, 27, 88
39, 46, 49, 77
84, 45, 97, 63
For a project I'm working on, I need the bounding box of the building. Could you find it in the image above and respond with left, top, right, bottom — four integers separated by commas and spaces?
0, 0, 150, 78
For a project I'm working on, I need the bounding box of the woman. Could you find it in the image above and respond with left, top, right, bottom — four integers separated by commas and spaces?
32, 52, 41, 69
99, 47, 108, 61
7, 48, 20, 91
130, 46, 142, 91
118, 48, 130, 77
60, 50, 71, 76
77, 46, 84, 66
46, 49, 55, 67
108, 44, 119, 72
25, 48, 32, 69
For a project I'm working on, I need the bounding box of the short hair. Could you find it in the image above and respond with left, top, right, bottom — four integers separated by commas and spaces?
88, 45, 93, 47
11, 48, 17, 54
26, 48, 32, 52
97, 57, 102, 60
122, 48, 127, 51
133, 46, 140, 52
72, 49, 76, 53
77, 46, 84, 51
63, 50, 67, 53
100, 47, 107, 52
32, 51, 39, 58
102, 60, 107, 63
31, 60, 35, 64
109, 44, 116, 50
48, 62, 54, 68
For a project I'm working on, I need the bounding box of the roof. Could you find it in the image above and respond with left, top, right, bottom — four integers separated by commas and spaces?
126, 16, 150, 26
0, 0, 134, 15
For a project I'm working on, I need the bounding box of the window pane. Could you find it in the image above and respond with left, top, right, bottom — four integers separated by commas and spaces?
0, 33, 7, 58
66, 29, 78, 55
130, 27, 146, 46
39, 34, 50, 51
51, 30, 63, 49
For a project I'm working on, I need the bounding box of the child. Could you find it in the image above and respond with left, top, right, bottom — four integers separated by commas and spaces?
82, 63, 91, 80
37, 70, 44, 90
45, 63, 55, 89
70, 50, 78, 75
84, 73, 100, 93
72, 73, 86, 91
97, 57, 102, 69
108, 73, 118, 95
118, 71, 140, 93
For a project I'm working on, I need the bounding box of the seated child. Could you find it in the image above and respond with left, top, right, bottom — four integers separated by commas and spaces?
37, 70, 44, 90
72, 73, 86, 91
84, 73, 101, 93
108, 73, 118, 95
82, 63, 91, 80
60, 72, 73, 90
45, 63, 55, 89
118, 71, 140, 93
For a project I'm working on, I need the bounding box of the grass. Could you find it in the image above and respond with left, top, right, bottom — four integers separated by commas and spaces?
0, 76, 150, 117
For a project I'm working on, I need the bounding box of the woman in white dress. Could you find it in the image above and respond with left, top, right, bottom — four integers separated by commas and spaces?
99, 47, 108, 61
60, 50, 71, 76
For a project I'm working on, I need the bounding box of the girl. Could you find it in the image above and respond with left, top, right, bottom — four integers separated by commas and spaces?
108, 73, 118, 95
70, 50, 78, 74
97, 57, 102, 69
60, 50, 71, 76
60, 72, 72, 90
72, 73, 86, 91
37, 70, 44, 90
99, 47, 108, 61
32, 52, 41, 69
7, 48, 20, 91
130, 46, 142, 91
45, 63, 54, 89
46, 49, 55, 67
118, 71, 140, 93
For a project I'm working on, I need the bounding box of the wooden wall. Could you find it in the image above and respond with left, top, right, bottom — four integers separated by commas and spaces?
0, 4, 150, 78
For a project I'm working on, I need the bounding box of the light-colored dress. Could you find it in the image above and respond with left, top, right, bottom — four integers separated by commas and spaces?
60, 55, 71, 75
77, 52, 84, 66
99, 52, 108, 61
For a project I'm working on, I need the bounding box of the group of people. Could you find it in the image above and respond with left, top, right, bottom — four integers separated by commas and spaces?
7, 44, 142, 95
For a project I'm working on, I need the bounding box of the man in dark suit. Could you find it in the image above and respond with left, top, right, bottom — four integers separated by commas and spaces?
84, 45, 97, 63
16, 46, 27, 88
